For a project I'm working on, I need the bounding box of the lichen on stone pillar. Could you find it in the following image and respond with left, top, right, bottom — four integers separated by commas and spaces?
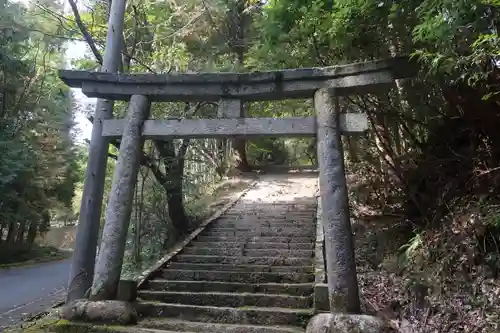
314, 88, 360, 313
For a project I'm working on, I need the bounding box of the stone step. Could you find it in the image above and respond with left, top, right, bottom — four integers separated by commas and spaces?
173, 255, 313, 266
137, 302, 313, 327
202, 230, 314, 237
207, 227, 314, 234
221, 211, 315, 216
139, 318, 304, 333
49, 322, 183, 333
211, 218, 316, 225
138, 290, 312, 308
187, 242, 314, 250
223, 206, 315, 212
146, 280, 313, 296
217, 211, 316, 216
215, 216, 315, 222
195, 236, 314, 243
211, 222, 315, 228
209, 226, 314, 233
181, 247, 314, 258
165, 262, 313, 273
160, 269, 314, 283
223, 211, 315, 215
204, 227, 313, 235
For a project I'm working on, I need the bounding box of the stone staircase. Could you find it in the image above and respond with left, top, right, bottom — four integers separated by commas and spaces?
134, 174, 318, 333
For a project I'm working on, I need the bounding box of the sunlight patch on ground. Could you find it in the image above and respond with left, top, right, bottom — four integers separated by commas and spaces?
242, 174, 317, 204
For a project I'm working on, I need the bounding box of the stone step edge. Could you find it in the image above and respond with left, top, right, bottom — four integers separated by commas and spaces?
138, 301, 313, 314
137, 300, 314, 326
203, 231, 314, 236
172, 256, 313, 266
206, 227, 314, 231
47, 321, 191, 333
174, 255, 313, 260
186, 245, 314, 250
160, 269, 312, 276
158, 271, 314, 284
139, 318, 305, 333
166, 263, 313, 271
138, 290, 312, 299
141, 279, 314, 296
181, 248, 314, 256
196, 236, 314, 240
147, 279, 314, 285
137, 290, 311, 308
188, 241, 314, 245
184, 243, 314, 252
211, 222, 315, 226
194, 238, 315, 244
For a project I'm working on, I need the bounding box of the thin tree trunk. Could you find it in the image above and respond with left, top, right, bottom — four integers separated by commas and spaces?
90, 95, 150, 301
154, 140, 190, 237
26, 213, 44, 247
216, 100, 236, 176
345, 136, 359, 164
133, 171, 146, 264
5, 221, 17, 244
15, 219, 27, 245
234, 100, 250, 172
66, 0, 127, 303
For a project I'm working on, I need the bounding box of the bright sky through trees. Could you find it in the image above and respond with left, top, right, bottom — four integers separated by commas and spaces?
13, 0, 94, 142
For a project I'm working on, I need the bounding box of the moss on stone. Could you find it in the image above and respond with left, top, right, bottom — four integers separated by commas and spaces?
10, 319, 131, 333
1, 319, 60, 333
295, 310, 314, 328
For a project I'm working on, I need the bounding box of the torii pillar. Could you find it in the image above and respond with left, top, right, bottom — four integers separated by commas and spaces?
314, 88, 361, 314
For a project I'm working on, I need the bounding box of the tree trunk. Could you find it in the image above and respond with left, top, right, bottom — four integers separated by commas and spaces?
67, 0, 127, 303
15, 219, 27, 245
345, 136, 359, 164
233, 100, 251, 172
26, 212, 45, 247
315, 88, 361, 314
154, 140, 190, 237
234, 135, 251, 171
217, 99, 244, 171
5, 221, 17, 244
132, 172, 146, 265
90, 95, 150, 301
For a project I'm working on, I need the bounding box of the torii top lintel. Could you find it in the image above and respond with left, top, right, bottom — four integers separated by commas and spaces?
58, 56, 417, 102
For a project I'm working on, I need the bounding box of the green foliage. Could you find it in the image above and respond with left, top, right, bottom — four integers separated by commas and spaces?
411, 0, 500, 89
397, 232, 423, 267
0, 0, 80, 255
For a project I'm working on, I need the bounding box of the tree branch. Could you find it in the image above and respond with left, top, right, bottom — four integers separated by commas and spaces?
65, 0, 156, 73
86, 101, 210, 192
67, 0, 103, 65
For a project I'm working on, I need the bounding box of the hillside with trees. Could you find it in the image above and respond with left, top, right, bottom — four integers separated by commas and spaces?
2, 0, 500, 331
0, 0, 83, 263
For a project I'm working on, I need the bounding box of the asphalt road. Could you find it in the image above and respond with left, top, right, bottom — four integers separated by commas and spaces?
0, 258, 71, 330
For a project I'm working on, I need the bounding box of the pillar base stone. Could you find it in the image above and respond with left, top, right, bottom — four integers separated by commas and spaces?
314, 283, 330, 312
58, 299, 137, 325
306, 313, 390, 333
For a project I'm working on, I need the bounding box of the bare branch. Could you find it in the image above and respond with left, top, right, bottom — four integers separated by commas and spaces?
67, 0, 103, 65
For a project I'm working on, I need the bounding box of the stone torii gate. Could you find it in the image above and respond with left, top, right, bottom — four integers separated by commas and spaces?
59, 56, 415, 314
